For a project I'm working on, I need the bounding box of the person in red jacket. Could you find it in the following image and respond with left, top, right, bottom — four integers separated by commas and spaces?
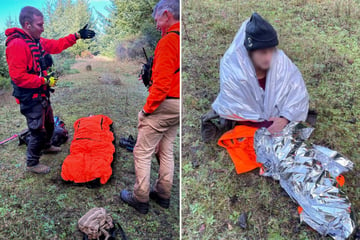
120, 0, 180, 214
5, 6, 95, 174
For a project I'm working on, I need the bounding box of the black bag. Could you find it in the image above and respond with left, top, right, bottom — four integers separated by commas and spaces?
51, 116, 69, 146
18, 116, 68, 146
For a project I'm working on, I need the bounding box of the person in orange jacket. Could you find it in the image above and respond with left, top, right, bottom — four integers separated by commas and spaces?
120, 0, 180, 214
5, 6, 95, 174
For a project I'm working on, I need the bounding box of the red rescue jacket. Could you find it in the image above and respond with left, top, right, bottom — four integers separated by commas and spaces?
143, 22, 180, 113
5, 28, 77, 102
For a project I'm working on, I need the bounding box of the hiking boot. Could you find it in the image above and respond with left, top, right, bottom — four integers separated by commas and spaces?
119, 135, 136, 152
150, 190, 170, 209
43, 145, 62, 154
120, 190, 149, 214
26, 164, 50, 174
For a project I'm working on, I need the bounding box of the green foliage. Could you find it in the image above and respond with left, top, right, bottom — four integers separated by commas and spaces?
42, 0, 97, 57
5, 15, 19, 29
140, 21, 161, 49
0, 33, 10, 90
106, 0, 157, 36
51, 53, 79, 75
99, 0, 160, 57
0, 76, 10, 90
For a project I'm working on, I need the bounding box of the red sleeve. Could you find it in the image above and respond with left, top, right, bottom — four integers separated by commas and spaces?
143, 36, 178, 113
6, 38, 45, 88
40, 34, 77, 54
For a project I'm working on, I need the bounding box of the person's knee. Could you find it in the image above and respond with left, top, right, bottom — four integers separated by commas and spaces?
158, 143, 174, 158
133, 145, 153, 159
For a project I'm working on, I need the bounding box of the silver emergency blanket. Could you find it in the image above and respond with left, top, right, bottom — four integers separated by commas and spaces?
254, 122, 355, 239
212, 20, 309, 122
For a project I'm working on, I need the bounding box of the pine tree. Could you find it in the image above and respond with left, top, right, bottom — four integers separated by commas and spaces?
99, 0, 161, 57
43, 0, 96, 56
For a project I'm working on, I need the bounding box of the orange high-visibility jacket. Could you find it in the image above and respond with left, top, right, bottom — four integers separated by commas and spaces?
61, 115, 115, 184
143, 22, 180, 114
218, 125, 262, 174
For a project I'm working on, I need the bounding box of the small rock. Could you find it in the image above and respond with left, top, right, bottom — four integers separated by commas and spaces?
346, 118, 357, 124
347, 59, 354, 65
199, 223, 206, 233
191, 159, 200, 168
227, 222, 233, 230
238, 212, 247, 229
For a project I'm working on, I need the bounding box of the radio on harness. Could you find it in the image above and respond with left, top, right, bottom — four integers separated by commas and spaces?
139, 31, 180, 89
139, 48, 153, 89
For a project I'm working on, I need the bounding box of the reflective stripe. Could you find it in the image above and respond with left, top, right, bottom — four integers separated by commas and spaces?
12, 32, 44, 74
6, 31, 49, 102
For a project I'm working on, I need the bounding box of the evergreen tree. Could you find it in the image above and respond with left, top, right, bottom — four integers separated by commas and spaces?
5, 15, 19, 29
43, 0, 96, 56
100, 0, 161, 57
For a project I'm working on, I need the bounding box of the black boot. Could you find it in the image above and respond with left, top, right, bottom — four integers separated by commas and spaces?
119, 135, 136, 152
120, 190, 149, 214
150, 190, 170, 209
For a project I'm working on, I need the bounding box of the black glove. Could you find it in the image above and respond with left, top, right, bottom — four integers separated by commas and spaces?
78, 24, 95, 39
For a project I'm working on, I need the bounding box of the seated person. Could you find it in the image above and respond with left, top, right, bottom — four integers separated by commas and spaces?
209, 13, 309, 136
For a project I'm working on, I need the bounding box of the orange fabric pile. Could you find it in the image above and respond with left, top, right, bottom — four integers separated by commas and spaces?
61, 115, 115, 184
218, 125, 262, 174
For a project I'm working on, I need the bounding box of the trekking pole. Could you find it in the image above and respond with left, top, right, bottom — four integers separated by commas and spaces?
0, 134, 18, 145
0, 129, 28, 146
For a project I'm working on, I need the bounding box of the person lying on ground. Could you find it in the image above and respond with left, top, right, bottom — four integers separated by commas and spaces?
5, 6, 95, 174
207, 13, 309, 137
120, 0, 180, 214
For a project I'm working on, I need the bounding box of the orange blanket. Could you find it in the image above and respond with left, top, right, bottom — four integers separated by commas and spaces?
218, 125, 261, 174
61, 115, 115, 184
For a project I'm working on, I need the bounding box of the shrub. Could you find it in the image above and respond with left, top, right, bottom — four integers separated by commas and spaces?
0, 76, 10, 90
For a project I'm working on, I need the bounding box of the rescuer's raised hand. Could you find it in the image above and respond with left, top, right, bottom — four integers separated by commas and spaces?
76, 24, 96, 39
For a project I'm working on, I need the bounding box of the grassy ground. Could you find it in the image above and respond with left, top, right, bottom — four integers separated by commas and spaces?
0, 56, 179, 239
182, 0, 360, 239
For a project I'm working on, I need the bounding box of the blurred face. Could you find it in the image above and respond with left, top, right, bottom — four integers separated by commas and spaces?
250, 47, 276, 71
24, 15, 44, 40
154, 11, 171, 36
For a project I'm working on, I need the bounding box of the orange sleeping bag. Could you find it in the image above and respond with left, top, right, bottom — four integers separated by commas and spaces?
61, 115, 115, 184
218, 125, 261, 174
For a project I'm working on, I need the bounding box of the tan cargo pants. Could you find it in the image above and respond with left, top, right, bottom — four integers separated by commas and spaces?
133, 99, 180, 202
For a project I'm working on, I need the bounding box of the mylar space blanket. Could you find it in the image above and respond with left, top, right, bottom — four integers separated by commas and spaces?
212, 19, 309, 122
254, 122, 355, 239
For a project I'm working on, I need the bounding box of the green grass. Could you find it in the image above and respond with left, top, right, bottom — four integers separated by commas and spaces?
182, 0, 360, 239
0, 57, 179, 239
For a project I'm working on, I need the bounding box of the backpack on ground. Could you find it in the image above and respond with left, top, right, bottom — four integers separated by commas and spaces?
78, 207, 127, 240
18, 116, 68, 146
